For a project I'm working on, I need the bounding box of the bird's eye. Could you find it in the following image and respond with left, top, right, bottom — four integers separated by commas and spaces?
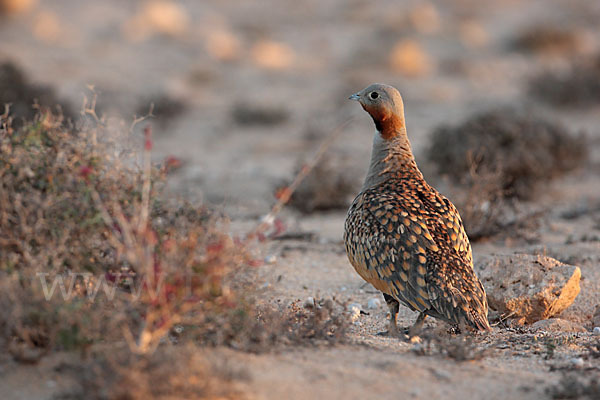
369, 91, 379, 100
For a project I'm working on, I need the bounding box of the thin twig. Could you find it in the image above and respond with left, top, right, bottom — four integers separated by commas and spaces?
248, 118, 353, 240
139, 125, 152, 231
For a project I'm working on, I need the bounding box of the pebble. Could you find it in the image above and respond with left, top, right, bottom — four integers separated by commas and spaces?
347, 303, 361, 322
569, 357, 584, 368
264, 254, 277, 264
593, 326, 600, 335
431, 369, 451, 381
367, 298, 381, 309
303, 297, 315, 309
322, 298, 334, 311
410, 336, 422, 344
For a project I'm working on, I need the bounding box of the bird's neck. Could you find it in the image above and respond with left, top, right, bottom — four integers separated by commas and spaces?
362, 129, 423, 190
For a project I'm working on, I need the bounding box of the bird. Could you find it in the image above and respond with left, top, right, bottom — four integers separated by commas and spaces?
344, 83, 491, 337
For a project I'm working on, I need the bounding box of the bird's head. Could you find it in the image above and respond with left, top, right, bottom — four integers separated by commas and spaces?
349, 83, 406, 139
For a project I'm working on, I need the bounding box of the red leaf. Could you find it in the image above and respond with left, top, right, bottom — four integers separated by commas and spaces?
79, 165, 93, 180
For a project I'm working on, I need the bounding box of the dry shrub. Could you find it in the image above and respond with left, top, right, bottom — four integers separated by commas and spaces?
61, 344, 247, 400
0, 62, 75, 125
426, 109, 586, 239
194, 298, 348, 352
529, 55, 600, 107
413, 331, 489, 362
512, 26, 583, 55
447, 168, 507, 240
426, 109, 587, 200
0, 103, 352, 398
279, 156, 359, 214
0, 106, 349, 400
0, 109, 253, 358
231, 102, 289, 126
546, 374, 600, 399
135, 93, 187, 128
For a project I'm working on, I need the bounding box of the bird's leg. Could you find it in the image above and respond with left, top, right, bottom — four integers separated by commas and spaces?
408, 312, 427, 338
378, 293, 400, 337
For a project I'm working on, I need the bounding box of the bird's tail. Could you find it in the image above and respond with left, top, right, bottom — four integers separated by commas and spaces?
458, 279, 491, 332
427, 259, 491, 332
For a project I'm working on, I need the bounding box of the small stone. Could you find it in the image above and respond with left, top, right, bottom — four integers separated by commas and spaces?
347, 303, 361, 322
431, 369, 452, 381
592, 327, 600, 335
367, 298, 381, 309
410, 336, 422, 344
340, 286, 347, 291
264, 254, 277, 264
569, 357, 584, 368
303, 297, 315, 309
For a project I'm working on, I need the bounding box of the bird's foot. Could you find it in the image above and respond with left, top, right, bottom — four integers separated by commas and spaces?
377, 326, 411, 338
376, 327, 423, 343
377, 323, 404, 338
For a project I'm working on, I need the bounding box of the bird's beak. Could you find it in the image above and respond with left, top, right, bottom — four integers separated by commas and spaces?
348, 93, 360, 101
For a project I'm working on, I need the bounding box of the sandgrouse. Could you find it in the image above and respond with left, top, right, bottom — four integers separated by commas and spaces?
344, 83, 490, 336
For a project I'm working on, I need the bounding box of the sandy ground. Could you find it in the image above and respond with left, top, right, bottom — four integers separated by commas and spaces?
1, 0, 600, 399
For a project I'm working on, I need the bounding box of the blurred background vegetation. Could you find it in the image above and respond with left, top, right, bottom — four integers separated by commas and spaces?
1, 0, 597, 218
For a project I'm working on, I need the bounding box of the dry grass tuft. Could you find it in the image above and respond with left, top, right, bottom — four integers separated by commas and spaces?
0, 62, 75, 125
135, 93, 187, 127
231, 102, 289, 126
194, 298, 348, 352
426, 109, 586, 239
60, 344, 248, 400
529, 55, 600, 107
426, 108, 587, 200
414, 331, 489, 362
280, 156, 359, 214
512, 26, 584, 56
546, 374, 600, 399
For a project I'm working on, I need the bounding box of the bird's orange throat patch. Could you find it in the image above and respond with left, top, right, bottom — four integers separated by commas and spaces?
377, 115, 405, 140
362, 103, 405, 140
